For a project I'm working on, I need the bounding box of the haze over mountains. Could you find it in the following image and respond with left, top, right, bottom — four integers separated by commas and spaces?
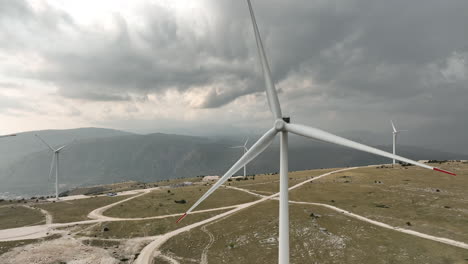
0, 127, 465, 198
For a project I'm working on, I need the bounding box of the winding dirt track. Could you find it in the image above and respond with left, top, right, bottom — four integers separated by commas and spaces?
0, 192, 240, 242
200, 222, 216, 264
288, 200, 468, 250
134, 167, 361, 263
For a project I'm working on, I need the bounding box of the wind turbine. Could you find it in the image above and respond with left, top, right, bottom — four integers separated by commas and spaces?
230, 137, 249, 177
391, 120, 407, 165
35, 134, 72, 200
176, 1, 456, 263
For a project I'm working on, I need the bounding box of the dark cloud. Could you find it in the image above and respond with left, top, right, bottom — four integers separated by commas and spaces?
3, 0, 465, 104
0, 0, 468, 152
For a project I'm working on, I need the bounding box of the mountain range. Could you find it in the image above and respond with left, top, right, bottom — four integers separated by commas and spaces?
1, 127, 465, 198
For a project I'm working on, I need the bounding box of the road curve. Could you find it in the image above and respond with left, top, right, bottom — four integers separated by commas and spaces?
289, 200, 468, 250
231, 170, 468, 251
134, 167, 361, 264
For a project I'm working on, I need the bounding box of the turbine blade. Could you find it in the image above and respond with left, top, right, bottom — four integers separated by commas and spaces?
35, 134, 55, 152
247, 0, 282, 119
177, 127, 278, 223
286, 123, 456, 175
48, 154, 56, 181
57, 139, 76, 151
56, 144, 68, 152
56, 139, 75, 152
391, 120, 397, 133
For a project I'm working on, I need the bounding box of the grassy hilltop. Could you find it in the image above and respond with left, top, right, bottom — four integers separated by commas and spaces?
0, 161, 467, 263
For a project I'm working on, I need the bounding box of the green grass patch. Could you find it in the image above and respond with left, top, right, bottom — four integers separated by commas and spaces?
229, 168, 336, 194
0, 205, 45, 230
34, 195, 130, 223
161, 200, 468, 264
79, 210, 229, 239
289, 162, 468, 243
104, 186, 258, 218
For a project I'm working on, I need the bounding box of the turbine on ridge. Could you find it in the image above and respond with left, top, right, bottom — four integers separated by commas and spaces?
230, 137, 250, 178
391, 120, 408, 165
177, 1, 456, 263
35, 134, 73, 200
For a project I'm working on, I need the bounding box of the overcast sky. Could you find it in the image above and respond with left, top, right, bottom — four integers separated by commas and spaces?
1, 0, 467, 152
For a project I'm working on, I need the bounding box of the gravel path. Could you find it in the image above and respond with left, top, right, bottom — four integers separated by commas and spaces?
133, 167, 361, 264
3, 164, 466, 264
200, 223, 216, 264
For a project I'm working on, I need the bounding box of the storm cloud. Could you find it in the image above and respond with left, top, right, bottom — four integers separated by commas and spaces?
0, 0, 467, 152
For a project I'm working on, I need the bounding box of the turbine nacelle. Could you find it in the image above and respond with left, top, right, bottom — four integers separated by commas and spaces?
274, 119, 286, 131
391, 120, 407, 135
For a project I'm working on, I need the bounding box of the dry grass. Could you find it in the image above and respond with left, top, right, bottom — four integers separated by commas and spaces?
228, 168, 337, 194
289, 162, 468, 243
66, 181, 150, 196
79, 210, 229, 239
160, 200, 468, 264
0, 234, 61, 255
104, 186, 259, 218
0, 205, 45, 230
34, 195, 129, 223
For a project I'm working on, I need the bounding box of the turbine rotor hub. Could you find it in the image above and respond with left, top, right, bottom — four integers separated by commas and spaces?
274, 119, 286, 131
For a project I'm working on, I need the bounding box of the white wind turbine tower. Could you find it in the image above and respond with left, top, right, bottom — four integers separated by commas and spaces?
230, 137, 250, 177
176, 1, 456, 263
35, 134, 72, 200
391, 120, 407, 165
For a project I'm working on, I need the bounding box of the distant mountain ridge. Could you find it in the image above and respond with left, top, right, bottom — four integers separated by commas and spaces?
0, 127, 133, 168
0, 127, 465, 198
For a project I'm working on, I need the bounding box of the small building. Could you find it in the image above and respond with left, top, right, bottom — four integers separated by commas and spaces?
202, 176, 220, 182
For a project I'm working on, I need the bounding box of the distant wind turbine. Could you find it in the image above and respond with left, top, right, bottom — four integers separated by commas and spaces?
177, 1, 456, 263
35, 134, 73, 200
391, 120, 408, 165
230, 138, 250, 177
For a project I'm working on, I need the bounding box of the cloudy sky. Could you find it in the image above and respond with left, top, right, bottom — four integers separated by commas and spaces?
1, 0, 467, 152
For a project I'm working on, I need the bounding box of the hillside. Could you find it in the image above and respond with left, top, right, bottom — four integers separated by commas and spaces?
0, 127, 133, 168
0, 128, 466, 198
0, 162, 467, 263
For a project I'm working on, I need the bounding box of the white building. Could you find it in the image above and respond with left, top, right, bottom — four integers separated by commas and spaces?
202, 176, 220, 182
